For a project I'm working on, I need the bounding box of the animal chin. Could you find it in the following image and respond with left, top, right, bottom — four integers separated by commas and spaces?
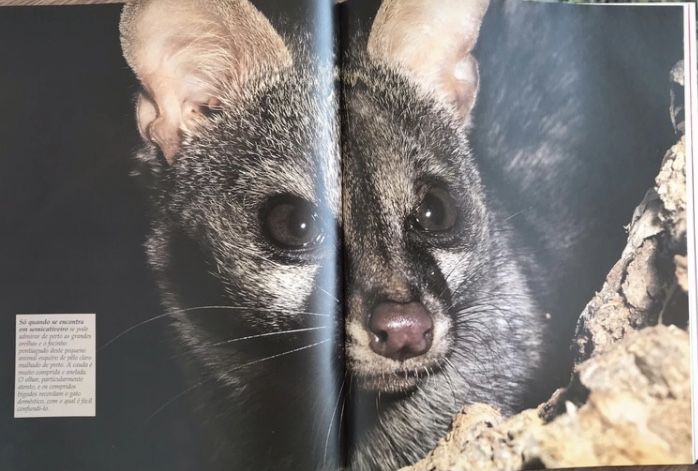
354, 364, 439, 394
357, 372, 421, 394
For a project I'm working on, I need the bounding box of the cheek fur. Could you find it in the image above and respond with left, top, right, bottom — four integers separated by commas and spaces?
252, 263, 320, 312
432, 248, 472, 293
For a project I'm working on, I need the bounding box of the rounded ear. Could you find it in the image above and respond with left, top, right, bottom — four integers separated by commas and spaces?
367, 0, 490, 124
119, 0, 291, 163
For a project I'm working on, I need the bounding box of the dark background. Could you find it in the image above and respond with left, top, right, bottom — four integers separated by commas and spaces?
0, 3, 322, 470
0, 2, 693, 471
0, 4, 196, 471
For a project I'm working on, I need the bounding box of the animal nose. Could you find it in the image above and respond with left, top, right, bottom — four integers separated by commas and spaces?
368, 302, 433, 361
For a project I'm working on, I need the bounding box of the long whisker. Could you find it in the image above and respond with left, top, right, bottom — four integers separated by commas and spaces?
99, 305, 331, 351
143, 339, 330, 425
165, 327, 333, 361
439, 362, 458, 410
503, 206, 532, 223
142, 380, 209, 427
227, 338, 330, 370
324, 377, 346, 462
337, 393, 346, 457
317, 286, 340, 303
209, 326, 330, 348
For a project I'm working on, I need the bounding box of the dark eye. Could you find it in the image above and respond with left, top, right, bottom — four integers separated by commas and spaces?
413, 186, 458, 233
261, 195, 324, 250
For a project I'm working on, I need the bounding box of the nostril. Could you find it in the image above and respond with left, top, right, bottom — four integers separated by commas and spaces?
374, 329, 389, 343
368, 302, 434, 361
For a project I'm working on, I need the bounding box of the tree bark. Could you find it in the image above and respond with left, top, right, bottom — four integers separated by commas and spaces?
402, 63, 692, 471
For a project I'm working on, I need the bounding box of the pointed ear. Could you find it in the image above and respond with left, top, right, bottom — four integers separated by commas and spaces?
120, 0, 291, 163
367, 0, 489, 123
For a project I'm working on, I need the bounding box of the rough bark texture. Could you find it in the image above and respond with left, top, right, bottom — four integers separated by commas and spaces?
402, 66, 692, 470
403, 327, 692, 471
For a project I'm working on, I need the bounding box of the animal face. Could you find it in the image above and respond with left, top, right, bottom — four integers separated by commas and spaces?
147, 64, 343, 377
342, 61, 490, 394
340, 55, 545, 409
120, 0, 545, 466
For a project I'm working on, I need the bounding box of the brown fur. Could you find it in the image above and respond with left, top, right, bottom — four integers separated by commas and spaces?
0, 1, 123, 5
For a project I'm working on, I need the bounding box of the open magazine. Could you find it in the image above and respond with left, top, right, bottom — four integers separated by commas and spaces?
1, 0, 696, 469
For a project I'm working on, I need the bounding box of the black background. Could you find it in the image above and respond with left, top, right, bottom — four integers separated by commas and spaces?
0, 1, 689, 470
0, 3, 324, 470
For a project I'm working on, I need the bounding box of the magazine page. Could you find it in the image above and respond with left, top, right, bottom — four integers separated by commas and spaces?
339, 0, 694, 469
0, 1, 344, 470
1, 1, 696, 470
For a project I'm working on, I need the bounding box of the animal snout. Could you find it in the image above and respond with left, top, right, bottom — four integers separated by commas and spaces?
368, 302, 433, 361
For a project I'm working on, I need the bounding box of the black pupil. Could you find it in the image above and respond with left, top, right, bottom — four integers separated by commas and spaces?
289, 207, 312, 239
264, 197, 321, 250
414, 188, 456, 232
419, 194, 445, 228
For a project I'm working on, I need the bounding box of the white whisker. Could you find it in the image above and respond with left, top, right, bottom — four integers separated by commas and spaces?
100, 305, 331, 351
210, 326, 329, 348
144, 339, 330, 425
317, 286, 340, 303
324, 378, 346, 461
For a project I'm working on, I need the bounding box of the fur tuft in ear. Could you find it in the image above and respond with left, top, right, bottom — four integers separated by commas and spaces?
120, 0, 291, 163
367, 0, 489, 123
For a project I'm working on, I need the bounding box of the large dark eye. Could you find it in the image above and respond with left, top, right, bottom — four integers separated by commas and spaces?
413, 186, 458, 233
262, 195, 324, 250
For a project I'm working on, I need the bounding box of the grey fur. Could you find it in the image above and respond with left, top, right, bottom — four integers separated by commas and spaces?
342, 56, 546, 469
123, 0, 680, 469
135, 56, 346, 469
133, 44, 545, 470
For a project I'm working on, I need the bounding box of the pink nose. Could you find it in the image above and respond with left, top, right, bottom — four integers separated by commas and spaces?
368, 302, 434, 361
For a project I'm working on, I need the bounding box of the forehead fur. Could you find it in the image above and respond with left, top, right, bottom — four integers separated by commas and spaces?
162, 60, 341, 219
342, 55, 482, 192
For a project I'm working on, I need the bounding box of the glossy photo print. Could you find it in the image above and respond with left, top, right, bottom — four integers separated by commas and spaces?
0, 1, 695, 470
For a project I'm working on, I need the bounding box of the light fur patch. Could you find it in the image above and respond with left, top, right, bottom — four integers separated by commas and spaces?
367, 0, 490, 120
119, 0, 291, 161
0, 1, 122, 4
